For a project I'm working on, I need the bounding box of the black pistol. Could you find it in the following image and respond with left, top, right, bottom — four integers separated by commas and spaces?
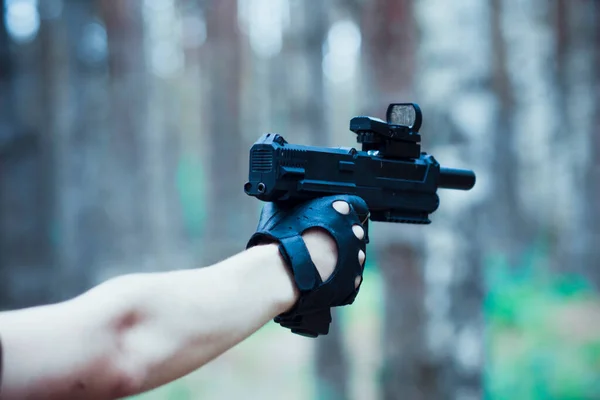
245, 103, 475, 223
244, 103, 476, 336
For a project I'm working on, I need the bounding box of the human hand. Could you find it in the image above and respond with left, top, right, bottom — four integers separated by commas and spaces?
247, 195, 369, 337
301, 200, 366, 287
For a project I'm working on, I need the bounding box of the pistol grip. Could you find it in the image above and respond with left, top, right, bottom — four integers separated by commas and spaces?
274, 308, 332, 338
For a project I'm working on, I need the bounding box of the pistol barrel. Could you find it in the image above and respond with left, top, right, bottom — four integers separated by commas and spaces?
438, 167, 476, 190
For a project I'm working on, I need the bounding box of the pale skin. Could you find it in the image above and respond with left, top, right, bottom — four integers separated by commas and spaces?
0, 201, 366, 400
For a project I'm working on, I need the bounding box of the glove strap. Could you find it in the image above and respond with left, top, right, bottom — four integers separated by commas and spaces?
276, 235, 333, 337
278, 235, 321, 292
248, 232, 331, 337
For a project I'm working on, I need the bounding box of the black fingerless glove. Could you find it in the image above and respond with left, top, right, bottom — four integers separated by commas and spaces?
246, 195, 369, 338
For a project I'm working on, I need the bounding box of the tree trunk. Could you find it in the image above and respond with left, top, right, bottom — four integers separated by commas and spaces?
286, 0, 328, 147
141, 0, 189, 271
591, 2, 600, 279
553, 0, 600, 285
378, 243, 433, 400
414, 1, 495, 398
487, 0, 533, 262
0, 0, 16, 308
361, 0, 415, 113
49, 0, 118, 294
498, 0, 561, 264
360, 1, 434, 399
96, 1, 152, 279
0, 0, 61, 307
202, 0, 244, 264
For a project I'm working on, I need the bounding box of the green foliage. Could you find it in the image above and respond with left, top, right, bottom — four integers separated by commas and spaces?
485, 236, 600, 400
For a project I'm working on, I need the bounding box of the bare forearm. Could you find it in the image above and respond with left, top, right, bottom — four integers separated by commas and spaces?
0, 244, 299, 399
118, 244, 299, 392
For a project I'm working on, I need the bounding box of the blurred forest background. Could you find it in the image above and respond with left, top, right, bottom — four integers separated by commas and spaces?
1, 0, 599, 399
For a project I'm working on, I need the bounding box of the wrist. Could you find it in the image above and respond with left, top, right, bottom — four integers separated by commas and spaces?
249, 244, 300, 315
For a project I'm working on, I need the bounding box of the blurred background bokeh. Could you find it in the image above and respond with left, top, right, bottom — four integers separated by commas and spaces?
1, 0, 599, 399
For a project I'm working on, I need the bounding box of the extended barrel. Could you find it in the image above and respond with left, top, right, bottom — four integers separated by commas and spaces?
438, 167, 476, 190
